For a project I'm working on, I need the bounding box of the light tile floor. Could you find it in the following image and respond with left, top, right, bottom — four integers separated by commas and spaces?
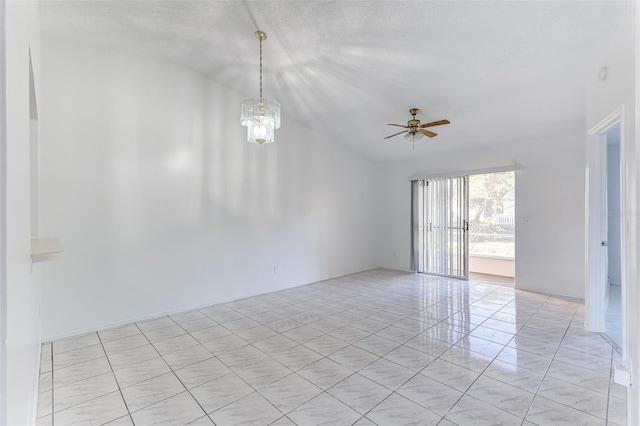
37, 269, 626, 425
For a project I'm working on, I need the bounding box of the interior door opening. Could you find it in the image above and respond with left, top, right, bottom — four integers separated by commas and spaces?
605, 125, 622, 350
585, 107, 625, 353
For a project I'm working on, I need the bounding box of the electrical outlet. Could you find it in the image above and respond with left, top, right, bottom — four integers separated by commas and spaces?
273, 265, 278, 274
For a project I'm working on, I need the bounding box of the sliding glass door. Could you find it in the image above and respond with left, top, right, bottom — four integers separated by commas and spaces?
412, 176, 469, 279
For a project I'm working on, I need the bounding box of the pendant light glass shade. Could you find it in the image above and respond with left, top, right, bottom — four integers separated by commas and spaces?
241, 97, 281, 144
404, 131, 424, 142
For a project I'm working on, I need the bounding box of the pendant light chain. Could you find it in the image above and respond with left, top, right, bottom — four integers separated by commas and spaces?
259, 37, 263, 101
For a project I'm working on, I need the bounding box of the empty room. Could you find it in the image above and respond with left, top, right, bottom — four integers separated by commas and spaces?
2, 1, 639, 425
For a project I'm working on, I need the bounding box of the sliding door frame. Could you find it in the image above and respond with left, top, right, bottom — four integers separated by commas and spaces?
414, 175, 469, 280
411, 164, 523, 281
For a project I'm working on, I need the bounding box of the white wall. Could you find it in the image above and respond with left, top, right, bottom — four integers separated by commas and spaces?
39, 40, 377, 340
607, 131, 621, 285
585, 3, 637, 423
3, 1, 42, 425
375, 127, 587, 298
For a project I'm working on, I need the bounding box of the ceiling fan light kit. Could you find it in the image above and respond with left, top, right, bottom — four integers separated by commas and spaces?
241, 30, 281, 145
404, 131, 424, 141
385, 108, 450, 149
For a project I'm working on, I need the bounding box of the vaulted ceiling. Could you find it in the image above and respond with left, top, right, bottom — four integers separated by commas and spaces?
38, 1, 627, 161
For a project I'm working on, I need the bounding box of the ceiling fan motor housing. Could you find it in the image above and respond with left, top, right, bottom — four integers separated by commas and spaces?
408, 108, 420, 128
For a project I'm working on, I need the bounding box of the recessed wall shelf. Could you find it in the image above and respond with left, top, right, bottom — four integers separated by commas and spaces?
31, 237, 63, 262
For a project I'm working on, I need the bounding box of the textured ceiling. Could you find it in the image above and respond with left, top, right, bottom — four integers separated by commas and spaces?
39, 1, 628, 161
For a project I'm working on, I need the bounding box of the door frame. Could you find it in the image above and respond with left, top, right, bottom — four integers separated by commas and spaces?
411, 164, 522, 281
0, 0, 7, 423
585, 106, 626, 358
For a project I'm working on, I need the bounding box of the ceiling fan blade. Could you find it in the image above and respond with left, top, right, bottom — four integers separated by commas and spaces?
387, 123, 409, 128
384, 130, 409, 139
420, 129, 438, 138
420, 119, 450, 128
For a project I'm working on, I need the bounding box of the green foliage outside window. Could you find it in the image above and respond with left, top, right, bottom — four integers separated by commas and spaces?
469, 172, 515, 258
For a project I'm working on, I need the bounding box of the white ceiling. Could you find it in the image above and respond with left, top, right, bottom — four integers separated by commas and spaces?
38, 1, 628, 161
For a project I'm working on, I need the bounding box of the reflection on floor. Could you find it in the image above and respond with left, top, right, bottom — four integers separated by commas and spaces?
606, 284, 622, 351
37, 269, 625, 425
469, 272, 515, 287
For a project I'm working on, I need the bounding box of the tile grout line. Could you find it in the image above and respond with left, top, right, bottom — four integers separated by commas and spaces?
169, 312, 265, 424
46, 338, 114, 423
144, 312, 299, 423
195, 300, 401, 423
355, 284, 597, 424
334, 272, 460, 424
95, 330, 135, 426
131, 319, 216, 423
50, 343, 54, 426
343, 284, 511, 424
519, 301, 588, 423
419, 286, 550, 424
604, 344, 615, 426
502, 294, 560, 426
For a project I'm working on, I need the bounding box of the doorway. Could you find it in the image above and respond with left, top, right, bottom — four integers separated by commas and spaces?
468, 171, 516, 286
605, 125, 622, 349
585, 107, 626, 359
411, 168, 519, 284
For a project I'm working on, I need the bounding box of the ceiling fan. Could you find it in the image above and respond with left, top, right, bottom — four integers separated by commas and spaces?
385, 108, 450, 141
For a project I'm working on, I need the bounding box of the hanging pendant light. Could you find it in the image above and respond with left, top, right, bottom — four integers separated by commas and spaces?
241, 30, 281, 145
